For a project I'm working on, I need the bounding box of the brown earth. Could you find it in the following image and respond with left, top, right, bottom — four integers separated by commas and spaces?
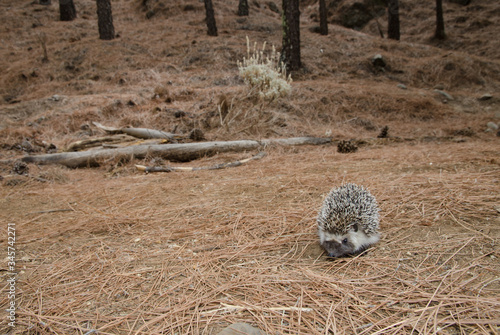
0, 0, 499, 334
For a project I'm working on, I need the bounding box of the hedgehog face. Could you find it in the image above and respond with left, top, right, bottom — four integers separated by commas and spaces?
319, 224, 379, 258
321, 235, 357, 258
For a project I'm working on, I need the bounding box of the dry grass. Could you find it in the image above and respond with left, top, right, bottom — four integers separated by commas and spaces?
1, 141, 499, 334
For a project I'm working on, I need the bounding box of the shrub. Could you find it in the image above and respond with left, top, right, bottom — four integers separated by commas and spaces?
237, 37, 292, 102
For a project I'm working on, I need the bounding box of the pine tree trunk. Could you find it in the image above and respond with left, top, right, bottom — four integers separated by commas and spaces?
96, 0, 115, 40
238, 0, 249, 16
60, 0, 77, 21
281, 0, 301, 72
319, 0, 328, 35
434, 0, 446, 40
204, 0, 218, 36
387, 0, 400, 40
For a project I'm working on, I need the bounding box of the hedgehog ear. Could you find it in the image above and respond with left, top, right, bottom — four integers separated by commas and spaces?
352, 223, 358, 232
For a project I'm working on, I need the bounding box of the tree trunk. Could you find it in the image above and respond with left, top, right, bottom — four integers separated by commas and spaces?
238, 0, 249, 16
96, 0, 115, 40
387, 0, 400, 40
281, 0, 301, 72
434, 0, 446, 40
204, 0, 218, 36
59, 0, 77, 21
319, 0, 328, 35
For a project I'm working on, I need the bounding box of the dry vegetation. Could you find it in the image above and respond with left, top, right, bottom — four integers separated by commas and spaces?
0, 0, 499, 334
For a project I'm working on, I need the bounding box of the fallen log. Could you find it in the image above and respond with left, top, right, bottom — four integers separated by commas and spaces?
21, 137, 331, 168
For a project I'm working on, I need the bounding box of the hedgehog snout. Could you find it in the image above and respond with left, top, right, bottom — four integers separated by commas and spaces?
322, 238, 355, 258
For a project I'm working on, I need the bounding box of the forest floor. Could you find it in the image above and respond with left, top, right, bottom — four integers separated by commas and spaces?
0, 0, 499, 334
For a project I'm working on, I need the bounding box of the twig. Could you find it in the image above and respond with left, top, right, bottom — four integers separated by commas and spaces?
28, 209, 74, 214
447, 209, 494, 241
36, 32, 49, 63
200, 303, 313, 315
135, 152, 266, 173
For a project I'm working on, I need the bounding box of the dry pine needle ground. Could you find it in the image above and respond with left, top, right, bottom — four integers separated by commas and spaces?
1, 140, 499, 334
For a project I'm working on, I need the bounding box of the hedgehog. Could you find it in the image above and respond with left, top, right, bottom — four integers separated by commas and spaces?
317, 183, 380, 258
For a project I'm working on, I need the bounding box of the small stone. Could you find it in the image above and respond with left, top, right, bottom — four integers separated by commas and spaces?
51, 94, 61, 101
217, 323, 266, 335
487, 122, 499, 131
434, 89, 454, 101
478, 93, 493, 101
397, 84, 407, 90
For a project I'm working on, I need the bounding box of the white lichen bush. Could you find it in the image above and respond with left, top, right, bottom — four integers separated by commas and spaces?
237, 37, 292, 101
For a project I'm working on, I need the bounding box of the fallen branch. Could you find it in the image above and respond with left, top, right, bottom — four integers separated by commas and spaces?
20, 137, 332, 168
135, 152, 266, 173
28, 209, 74, 214
93, 122, 181, 140
65, 134, 136, 152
